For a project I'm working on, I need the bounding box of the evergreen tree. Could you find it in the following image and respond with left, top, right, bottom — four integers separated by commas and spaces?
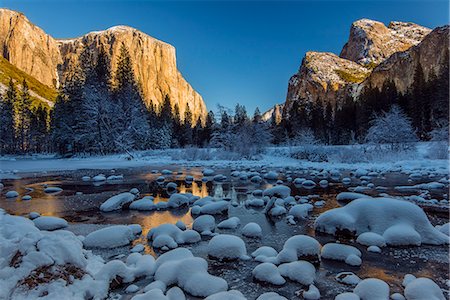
252, 107, 262, 124
15, 80, 33, 152
0, 80, 16, 154
113, 43, 151, 151
180, 104, 193, 146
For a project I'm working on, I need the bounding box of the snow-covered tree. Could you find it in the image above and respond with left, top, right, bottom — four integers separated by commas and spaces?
365, 105, 418, 149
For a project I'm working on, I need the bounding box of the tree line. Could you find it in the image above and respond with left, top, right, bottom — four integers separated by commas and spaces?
274, 60, 449, 145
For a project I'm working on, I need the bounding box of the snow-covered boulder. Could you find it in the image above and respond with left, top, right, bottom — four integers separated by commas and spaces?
147, 223, 201, 249
242, 222, 262, 238
205, 290, 247, 300
193, 201, 229, 215
192, 215, 216, 235
335, 272, 361, 285
217, 217, 241, 229
257, 292, 288, 300
252, 246, 278, 263
354, 278, 389, 300
33, 216, 68, 231
93, 174, 106, 181
203, 168, 215, 176
356, 232, 386, 247
252, 263, 285, 285
22, 195, 32, 200
5, 190, 19, 198
44, 187, 63, 193
154, 251, 228, 297
129, 196, 156, 211
315, 198, 449, 245
436, 223, 450, 236
100, 192, 135, 212
84, 225, 135, 248
404, 277, 445, 300
167, 193, 191, 208
302, 180, 317, 189
336, 192, 371, 203
303, 284, 320, 300
278, 261, 316, 285
207, 234, 248, 260
335, 292, 360, 300
321, 243, 362, 266
288, 204, 313, 220
263, 186, 291, 199
264, 171, 279, 180
276, 235, 321, 264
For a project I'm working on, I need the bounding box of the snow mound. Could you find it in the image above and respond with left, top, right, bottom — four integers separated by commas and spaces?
335, 292, 360, 300
257, 292, 288, 300
404, 277, 445, 300
33, 216, 68, 231
84, 225, 135, 248
193, 201, 229, 215
252, 263, 285, 285
242, 222, 262, 238
252, 246, 278, 263
193, 215, 216, 235
321, 243, 362, 266
167, 193, 191, 208
335, 272, 361, 285
336, 192, 371, 203
315, 197, 449, 245
147, 223, 200, 249
129, 196, 156, 211
217, 217, 241, 229
203, 168, 215, 176
302, 180, 316, 189
436, 223, 450, 236
208, 234, 247, 260
263, 186, 291, 198
154, 249, 228, 297
276, 235, 321, 264
303, 284, 320, 299
5, 190, 19, 198
354, 278, 389, 300
288, 204, 313, 220
100, 192, 135, 212
278, 261, 316, 285
205, 290, 247, 300
44, 186, 63, 193
356, 232, 386, 247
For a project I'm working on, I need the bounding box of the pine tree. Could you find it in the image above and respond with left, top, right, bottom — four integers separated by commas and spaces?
0, 80, 16, 154
113, 43, 151, 152
15, 79, 33, 152
253, 107, 262, 124
181, 104, 193, 146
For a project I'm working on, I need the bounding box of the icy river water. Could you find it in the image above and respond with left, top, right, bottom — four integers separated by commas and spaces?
1, 165, 448, 299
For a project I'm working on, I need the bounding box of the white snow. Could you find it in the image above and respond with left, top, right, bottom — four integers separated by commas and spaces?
192, 215, 216, 235
335, 292, 360, 300
5, 190, 19, 198
44, 186, 63, 193
288, 204, 313, 220
257, 292, 288, 300
356, 232, 386, 247
147, 223, 201, 249
33, 216, 68, 231
205, 290, 247, 300
436, 223, 450, 236
263, 185, 291, 198
207, 234, 248, 260
100, 192, 135, 212
129, 196, 156, 210
154, 249, 228, 297
84, 225, 135, 248
217, 217, 241, 229
335, 272, 361, 285
241, 222, 262, 238
276, 235, 321, 264
404, 277, 445, 300
315, 197, 449, 246
278, 261, 316, 285
303, 284, 320, 300
321, 243, 362, 266
252, 246, 278, 263
336, 192, 371, 203
252, 263, 285, 285
354, 278, 389, 300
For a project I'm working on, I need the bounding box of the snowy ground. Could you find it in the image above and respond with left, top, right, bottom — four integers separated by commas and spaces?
0, 143, 448, 299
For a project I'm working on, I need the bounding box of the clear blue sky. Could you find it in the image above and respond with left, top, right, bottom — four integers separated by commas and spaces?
4, 0, 449, 114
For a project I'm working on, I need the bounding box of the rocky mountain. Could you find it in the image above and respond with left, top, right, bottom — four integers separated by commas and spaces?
283, 18, 448, 143
284, 19, 443, 115
262, 103, 284, 123
340, 19, 431, 66
0, 8, 206, 121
